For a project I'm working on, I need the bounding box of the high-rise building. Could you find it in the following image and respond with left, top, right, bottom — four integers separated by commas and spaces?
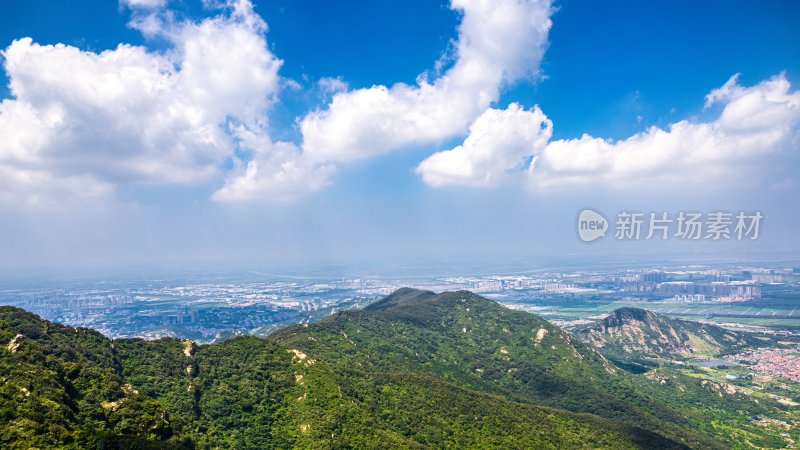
642, 271, 666, 283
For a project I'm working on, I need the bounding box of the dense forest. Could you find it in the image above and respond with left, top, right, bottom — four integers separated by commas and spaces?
0, 289, 796, 449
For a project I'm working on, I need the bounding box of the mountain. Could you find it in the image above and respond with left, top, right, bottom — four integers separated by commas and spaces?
269, 289, 789, 449
0, 303, 675, 449
271, 289, 671, 427
576, 307, 769, 366
1, 291, 794, 449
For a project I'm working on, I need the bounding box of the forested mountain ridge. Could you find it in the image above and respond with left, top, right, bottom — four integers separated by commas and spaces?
269, 289, 795, 449
0, 290, 794, 449
576, 307, 769, 364
0, 303, 677, 449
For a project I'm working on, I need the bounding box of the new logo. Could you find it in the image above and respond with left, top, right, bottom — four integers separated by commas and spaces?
577, 209, 608, 242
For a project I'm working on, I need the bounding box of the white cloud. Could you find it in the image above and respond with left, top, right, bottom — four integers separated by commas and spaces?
3, 0, 555, 204
120, 0, 167, 9
213, 0, 554, 201
211, 126, 335, 203
317, 77, 348, 95
529, 73, 800, 188
416, 103, 551, 187
299, 0, 553, 163
0, 165, 113, 207
11, 0, 788, 205
416, 73, 799, 191
0, 0, 282, 204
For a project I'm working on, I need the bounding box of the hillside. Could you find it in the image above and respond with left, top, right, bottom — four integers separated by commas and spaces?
270, 289, 797, 449
1, 290, 795, 449
272, 289, 666, 425
0, 303, 679, 449
576, 307, 768, 365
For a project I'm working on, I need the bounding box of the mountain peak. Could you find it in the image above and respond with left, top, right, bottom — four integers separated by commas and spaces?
362, 289, 505, 326
579, 306, 765, 365
603, 307, 657, 327
363, 287, 436, 311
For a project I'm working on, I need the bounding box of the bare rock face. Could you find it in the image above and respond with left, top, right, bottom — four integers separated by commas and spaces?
6, 334, 24, 353
577, 307, 764, 363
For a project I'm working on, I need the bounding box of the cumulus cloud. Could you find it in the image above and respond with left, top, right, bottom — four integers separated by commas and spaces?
417, 73, 799, 190
211, 127, 335, 203
416, 103, 551, 187
10, 0, 788, 205
213, 0, 553, 201
0, 0, 284, 204
298, 0, 553, 163
529, 73, 800, 188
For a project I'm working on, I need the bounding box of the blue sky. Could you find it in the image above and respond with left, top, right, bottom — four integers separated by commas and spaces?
0, 0, 798, 273
4, 1, 796, 138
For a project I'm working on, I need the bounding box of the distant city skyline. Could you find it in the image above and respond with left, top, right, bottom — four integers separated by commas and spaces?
3, 260, 798, 340
0, 0, 798, 272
